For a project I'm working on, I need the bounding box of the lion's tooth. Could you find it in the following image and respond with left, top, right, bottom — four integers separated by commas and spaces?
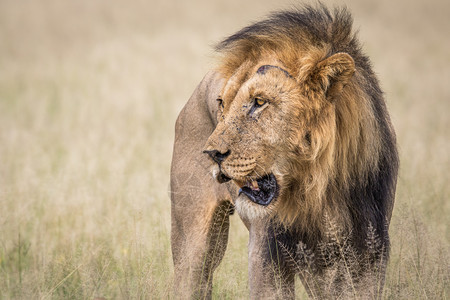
250, 180, 259, 190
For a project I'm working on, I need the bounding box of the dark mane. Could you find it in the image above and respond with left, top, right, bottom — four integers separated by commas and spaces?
216, 4, 355, 55
214, 3, 399, 250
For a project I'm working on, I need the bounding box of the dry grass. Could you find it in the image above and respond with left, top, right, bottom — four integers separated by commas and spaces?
0, 0, 448, 298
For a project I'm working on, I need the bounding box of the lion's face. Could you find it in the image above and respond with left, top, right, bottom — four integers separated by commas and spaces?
204, 52, 356, 221
204, 64, 314, 217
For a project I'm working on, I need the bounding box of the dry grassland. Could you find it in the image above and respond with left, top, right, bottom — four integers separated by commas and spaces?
0, 0, 448, 298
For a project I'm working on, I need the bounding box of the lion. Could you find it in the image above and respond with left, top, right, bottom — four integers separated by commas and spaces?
170, 5, 398, 299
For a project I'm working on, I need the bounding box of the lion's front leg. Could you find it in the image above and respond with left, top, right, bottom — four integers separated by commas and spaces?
247, 220, 296, 299
171, 154, 234, 299
171, 185, 233, 299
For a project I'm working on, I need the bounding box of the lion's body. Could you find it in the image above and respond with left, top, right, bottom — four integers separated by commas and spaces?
171, 5, 398, 299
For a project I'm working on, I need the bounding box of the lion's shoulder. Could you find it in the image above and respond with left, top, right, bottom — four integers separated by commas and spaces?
175, 71, 224, 137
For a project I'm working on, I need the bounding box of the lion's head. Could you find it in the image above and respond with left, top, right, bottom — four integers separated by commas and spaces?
203, 7, 394, 233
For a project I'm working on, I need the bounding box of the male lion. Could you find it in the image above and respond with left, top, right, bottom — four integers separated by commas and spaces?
171, 5, 398, 299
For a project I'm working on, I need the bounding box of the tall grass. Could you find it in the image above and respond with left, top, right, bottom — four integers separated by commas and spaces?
0, 0, 448, 298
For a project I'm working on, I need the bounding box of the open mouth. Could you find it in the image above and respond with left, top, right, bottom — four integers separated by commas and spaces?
237, 174, 279, 206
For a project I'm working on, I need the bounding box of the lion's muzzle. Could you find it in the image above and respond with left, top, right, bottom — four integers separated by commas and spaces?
203, 149, 279, 205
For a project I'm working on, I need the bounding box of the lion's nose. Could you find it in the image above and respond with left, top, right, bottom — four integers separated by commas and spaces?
203, 149, 230, 165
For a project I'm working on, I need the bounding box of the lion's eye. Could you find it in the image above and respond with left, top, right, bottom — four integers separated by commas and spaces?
249, 97, 268, 117
254, 97, 266, 107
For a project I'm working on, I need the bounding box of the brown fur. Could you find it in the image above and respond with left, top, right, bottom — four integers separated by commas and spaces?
171, 5, 398, 298
214, 30, 383, 233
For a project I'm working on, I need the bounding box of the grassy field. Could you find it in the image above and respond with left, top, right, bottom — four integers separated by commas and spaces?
0, 0, 448, 298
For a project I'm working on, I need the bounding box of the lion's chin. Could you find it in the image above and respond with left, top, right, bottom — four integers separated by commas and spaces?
234, 194, 273, 221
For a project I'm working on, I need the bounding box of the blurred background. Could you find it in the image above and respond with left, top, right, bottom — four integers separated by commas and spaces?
0, 0, 448, 298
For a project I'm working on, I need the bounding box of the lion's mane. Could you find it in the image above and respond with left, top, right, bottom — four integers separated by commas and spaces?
215, 5, 398, 247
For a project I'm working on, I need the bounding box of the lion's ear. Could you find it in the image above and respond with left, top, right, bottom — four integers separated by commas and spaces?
314, 53, 355, 100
